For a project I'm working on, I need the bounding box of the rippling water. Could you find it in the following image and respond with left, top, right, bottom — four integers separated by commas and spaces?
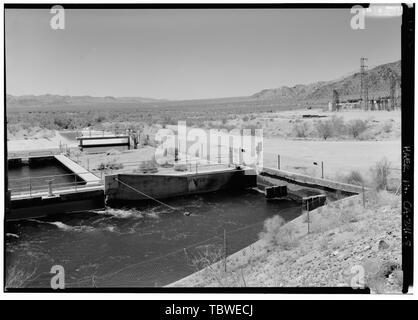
5, 189, 301, 288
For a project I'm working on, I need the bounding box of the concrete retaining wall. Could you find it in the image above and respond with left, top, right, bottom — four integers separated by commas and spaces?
8, 190, 105, 221
261, 167, 363, 194
105, 169, 257, 201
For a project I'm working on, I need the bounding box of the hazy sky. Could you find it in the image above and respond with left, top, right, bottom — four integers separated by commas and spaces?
6, 8, 401, 100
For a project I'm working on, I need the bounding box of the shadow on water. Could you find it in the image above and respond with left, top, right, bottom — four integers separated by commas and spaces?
5, 189, 302, 288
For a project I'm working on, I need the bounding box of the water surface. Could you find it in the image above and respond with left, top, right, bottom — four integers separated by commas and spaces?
6, 189, 301, 288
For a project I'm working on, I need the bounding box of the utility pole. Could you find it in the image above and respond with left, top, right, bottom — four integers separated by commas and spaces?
360, 57, 369, 111
390, 74, 396, 110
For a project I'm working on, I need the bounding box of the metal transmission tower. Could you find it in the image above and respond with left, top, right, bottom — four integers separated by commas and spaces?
360, 57, 369, 110
389, 74, 397, 110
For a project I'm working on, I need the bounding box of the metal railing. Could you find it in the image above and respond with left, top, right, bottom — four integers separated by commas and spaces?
8, 150, 58, 159
9, 171, 103, 198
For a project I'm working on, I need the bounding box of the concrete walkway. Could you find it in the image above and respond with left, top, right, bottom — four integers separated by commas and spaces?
54, 155, 101, 185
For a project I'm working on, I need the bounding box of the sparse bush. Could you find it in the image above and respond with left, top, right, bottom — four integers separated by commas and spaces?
5, 263, 37, 289
342, 170, 365, 186
370, 158, 391, 191
347, 119, 368, 139
188, 244, 224, 272
330, 115, 346, 136
259, 216, 299, 250
383, 122, 392, 133
293, 122, 308, 138
316, 120, 334, 140
174, 163, 188, 172
310, 200, 363, 233
136, 159, 158, 173
96, 159, 124, 171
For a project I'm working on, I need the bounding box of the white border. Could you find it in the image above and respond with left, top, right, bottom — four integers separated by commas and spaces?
0, 0, 415, 300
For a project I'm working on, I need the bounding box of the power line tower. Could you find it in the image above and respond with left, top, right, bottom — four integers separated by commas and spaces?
389, 74, 397, 110
360, 57, 368, 110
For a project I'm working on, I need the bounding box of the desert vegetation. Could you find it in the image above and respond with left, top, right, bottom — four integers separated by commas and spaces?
336, 157, 400, 192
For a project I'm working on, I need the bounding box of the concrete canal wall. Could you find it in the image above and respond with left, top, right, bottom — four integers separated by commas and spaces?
261, 167, 363, 194
105, 168, 257, 201
8, 189, 105, 221
6, 154, 104, 221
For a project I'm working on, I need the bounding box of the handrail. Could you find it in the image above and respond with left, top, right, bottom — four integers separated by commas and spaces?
8, 171, 98, 182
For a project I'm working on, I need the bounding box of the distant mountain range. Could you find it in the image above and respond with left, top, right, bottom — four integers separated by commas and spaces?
251, 60, 401, 102
7, 60, 400, 108
6, 94, 161, 108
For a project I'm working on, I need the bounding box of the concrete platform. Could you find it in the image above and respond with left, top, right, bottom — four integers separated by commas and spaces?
260, 167, 364, 194
105, 167, 257, 202
54, 154, 101, 185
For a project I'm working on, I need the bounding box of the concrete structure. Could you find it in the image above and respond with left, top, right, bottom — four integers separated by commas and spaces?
55, 154, 101, 186
260, 167, 363, 195
77, 134, 130, 151
6, 154, 104, 221
105, 167, 257, 202
8, 189, 104, 221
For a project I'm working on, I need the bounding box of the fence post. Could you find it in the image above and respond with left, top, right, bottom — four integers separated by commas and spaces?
278, 154, 281, 170
224, 229, 227, 273
47, 179, 54, 197
321, 161, 324, 179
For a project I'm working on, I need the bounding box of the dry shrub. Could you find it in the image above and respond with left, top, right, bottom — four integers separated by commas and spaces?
136, 159, 158, 173
347, 119, 368, 139
293, 122, 309, 138
330, 115, 346, 136
96, 159, 124, 171
174, 163, 188, 172
310, 200, 363, 233
188, 244, 224, 272
5, 263, 37, 289
383, 122, 392, 133
366, 190, 400, 209
187, 244, 241, 287
370, 158, 391, 191
366, 261, 402, 293
259, 216, 299, 250
341, 170, 365, 186
315, 120, 334, 140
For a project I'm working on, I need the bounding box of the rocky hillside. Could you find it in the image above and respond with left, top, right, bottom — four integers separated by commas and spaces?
252, 60, 401, 102
171, 191, 402, 293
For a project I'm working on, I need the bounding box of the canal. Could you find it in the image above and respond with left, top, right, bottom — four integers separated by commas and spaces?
5, 188, 302, 288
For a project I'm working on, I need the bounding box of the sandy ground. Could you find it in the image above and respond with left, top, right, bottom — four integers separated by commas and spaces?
263, 138, 401, 178
227, 108, 401, 140
7, 132, 78, 155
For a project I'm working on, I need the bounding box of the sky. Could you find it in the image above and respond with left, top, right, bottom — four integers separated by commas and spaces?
5, 7, 402, 100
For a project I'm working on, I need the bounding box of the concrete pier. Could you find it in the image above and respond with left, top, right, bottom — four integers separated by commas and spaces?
54, 154, 101, 185
261, 167, 363, 194
6, 154, 105, 221
105, 167, 257, 202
